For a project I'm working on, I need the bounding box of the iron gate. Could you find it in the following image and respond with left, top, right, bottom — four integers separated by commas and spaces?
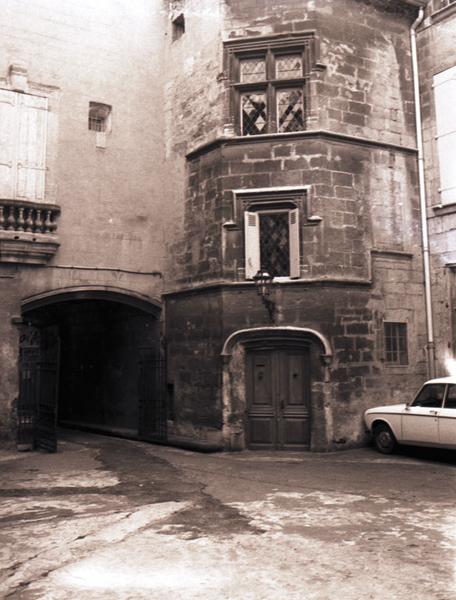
17, 324, 60, 453
138, 350, 167, 442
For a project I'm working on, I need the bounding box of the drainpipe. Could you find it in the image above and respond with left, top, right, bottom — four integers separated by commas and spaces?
410, 7, 436, 379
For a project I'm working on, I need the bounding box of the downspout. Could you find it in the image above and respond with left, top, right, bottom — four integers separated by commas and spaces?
410, 7, 436, 378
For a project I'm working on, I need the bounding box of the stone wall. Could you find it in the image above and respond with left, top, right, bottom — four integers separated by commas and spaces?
418, 4, 456, 374
162, 0, 428, 449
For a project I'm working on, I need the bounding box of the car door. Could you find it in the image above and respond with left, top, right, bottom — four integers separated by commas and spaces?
438, 384, 456, 447
401, 384, 444, 444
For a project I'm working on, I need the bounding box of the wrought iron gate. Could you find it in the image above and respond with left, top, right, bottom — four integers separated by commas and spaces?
138, 350, 167, 442
17, 324, 60, 452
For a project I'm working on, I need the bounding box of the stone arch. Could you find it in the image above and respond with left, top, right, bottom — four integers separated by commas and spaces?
221, 326, 333, 451
18, 285, 163, 449
21, 285, 161, 316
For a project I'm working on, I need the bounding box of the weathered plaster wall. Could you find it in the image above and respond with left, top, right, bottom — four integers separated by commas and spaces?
0, 0, 167, 438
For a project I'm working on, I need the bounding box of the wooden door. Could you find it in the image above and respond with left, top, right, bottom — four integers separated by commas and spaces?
246, 347, 310, 450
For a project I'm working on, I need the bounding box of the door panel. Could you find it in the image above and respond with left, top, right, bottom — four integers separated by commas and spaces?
439, 384, 456, 446
402, 383, 443, 444
246, 347, 310, 450
35, 326, 60, 453
401, 408, 439, 444
279, 351, 310, 450
247, 351, 276, 449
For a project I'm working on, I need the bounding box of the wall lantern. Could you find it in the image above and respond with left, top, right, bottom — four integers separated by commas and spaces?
253, 268, 276, 324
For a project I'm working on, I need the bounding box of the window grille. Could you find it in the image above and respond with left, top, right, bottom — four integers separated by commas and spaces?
244, 205, 300, 279
277, 89, 305, 133
384, 322, 408, 365
259, 212, 290, 277
241, 92, 267, 135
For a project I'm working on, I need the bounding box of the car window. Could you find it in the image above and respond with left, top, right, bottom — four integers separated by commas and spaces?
412, 384, 445, 408
444, 385, 456, 409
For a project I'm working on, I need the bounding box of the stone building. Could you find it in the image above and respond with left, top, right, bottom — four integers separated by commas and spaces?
416, 0, 456, 376
0, 0, 437, 453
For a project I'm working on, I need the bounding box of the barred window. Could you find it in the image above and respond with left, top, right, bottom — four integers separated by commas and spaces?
384, 322, 408, 365
226, 37, 311, 136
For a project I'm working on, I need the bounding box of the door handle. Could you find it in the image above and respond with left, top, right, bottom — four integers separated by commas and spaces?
429, 410, 439, 415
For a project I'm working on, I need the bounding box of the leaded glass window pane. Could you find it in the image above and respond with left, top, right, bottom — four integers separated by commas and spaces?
240, 58, 266, 83
259, 212, 290, 277
241, 92, 267, 135
277, 88, 305, 133
276, 54, 303, 79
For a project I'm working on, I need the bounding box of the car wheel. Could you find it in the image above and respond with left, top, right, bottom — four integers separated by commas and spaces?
373, 423, 397, 454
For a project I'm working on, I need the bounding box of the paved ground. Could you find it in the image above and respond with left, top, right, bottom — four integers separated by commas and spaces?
1, 431, 456, 599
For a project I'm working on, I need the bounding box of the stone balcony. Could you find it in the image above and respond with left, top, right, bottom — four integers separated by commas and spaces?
0, 199, 60, 265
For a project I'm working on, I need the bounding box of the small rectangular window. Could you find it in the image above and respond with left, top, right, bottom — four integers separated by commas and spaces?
88, 102, 111, 132
172, 13, 185, 41
384, 322, 408, 365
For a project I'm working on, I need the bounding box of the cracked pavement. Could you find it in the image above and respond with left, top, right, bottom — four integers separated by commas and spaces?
1, 431, 456, 599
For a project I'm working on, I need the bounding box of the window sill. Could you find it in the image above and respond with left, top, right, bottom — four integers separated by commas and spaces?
431, 201, 456, 216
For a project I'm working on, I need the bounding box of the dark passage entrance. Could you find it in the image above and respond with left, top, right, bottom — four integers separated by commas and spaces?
246, 345, 311, 450
18, 291, 165, 451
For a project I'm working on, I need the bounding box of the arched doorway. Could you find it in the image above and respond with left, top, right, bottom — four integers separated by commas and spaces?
221, 327, 333, 451
17, 286, 164, 452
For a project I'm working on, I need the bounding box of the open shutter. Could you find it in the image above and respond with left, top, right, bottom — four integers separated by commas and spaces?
289, 208, 300, 279
434, 66, 456, 205
16, 93, 48, 201
244, 211, 260, 279
0, 89, 17, 199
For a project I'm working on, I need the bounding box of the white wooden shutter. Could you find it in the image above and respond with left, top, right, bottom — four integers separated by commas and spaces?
434, 65, 456, 204
0, 89, 17, 199
16, 93, 48, 201
244, 211, 260, 279
289, 208, 300, 279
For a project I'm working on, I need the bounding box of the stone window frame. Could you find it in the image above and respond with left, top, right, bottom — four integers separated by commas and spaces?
229, 187, 311, 281
224, 34, 319, 137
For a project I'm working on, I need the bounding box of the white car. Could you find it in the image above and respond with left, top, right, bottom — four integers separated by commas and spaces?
364, 376, 456, 454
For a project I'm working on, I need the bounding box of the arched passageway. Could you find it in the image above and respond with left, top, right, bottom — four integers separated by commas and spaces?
18, 287, 164, 451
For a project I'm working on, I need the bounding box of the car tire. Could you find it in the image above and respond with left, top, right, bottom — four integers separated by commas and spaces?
373, 423, 397, 455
